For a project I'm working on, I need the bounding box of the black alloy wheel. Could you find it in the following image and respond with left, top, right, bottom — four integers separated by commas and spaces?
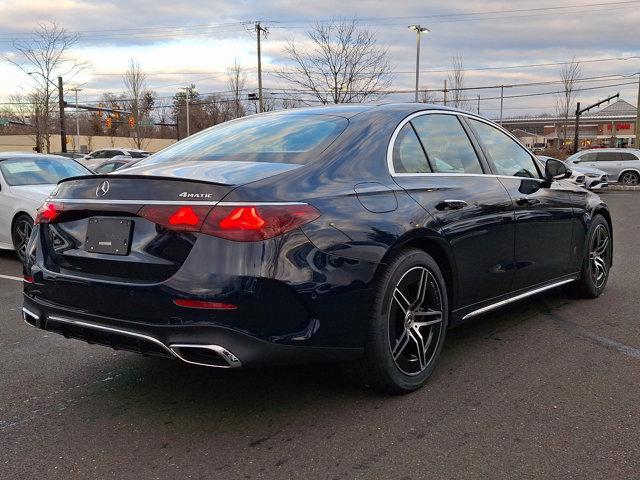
362, 249, 449, 394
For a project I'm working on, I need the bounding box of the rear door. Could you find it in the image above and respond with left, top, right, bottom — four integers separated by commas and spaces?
466, 117, 575, 290
593, 151, 622, 178
390, 112, 516, 308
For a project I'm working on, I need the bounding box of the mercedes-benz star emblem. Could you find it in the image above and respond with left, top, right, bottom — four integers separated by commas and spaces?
96, 180, 110, 197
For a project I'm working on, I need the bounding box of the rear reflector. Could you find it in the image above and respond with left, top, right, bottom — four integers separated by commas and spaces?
202, 204, 320, 241
23, 275, 34, 284
35, 202, 62, 224
174, 299, 238, 310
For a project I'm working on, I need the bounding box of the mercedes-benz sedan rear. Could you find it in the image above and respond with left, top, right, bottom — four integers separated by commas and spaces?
23, 105, 612, 393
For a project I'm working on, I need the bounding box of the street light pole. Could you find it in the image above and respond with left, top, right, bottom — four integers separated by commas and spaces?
408, 25, 429, 102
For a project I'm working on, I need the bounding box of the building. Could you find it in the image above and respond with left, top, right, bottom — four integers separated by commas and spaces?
510, 129, 546, 150
501, 99, 638, 149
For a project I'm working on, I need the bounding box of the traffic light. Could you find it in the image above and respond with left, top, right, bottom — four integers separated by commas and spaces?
105, 116, 112, 128
128, 116, 135, 128
114, 111, 120, 120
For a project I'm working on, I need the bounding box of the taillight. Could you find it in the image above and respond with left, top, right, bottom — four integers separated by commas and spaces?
202, 204, 320, 241
35, 202, 62, 224
138, 203, 319, 241
138, 205, 212, 232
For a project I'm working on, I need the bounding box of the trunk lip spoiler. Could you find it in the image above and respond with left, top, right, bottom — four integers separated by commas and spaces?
56, 173, 234, 187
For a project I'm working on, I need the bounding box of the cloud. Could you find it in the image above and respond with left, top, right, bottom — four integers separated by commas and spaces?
0, 0, 638, 117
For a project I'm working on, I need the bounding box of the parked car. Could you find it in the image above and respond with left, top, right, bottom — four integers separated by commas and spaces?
91, 156, 136, 174
52, 152, 85, 160
537, 155, 586, 187
537, 155, 608, 190
0, 152, 92, 260
22, 105, 612, 394
84, 150, 149, 170
566, 148, 640, 184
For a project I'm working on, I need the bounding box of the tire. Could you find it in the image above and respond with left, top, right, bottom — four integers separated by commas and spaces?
361, 248, 449, 394
619, 171, 639, 185
570, 214, 612, 298
11, 213, 34, 263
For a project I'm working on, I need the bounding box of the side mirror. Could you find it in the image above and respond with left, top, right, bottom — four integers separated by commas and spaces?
545, 158, 571, 181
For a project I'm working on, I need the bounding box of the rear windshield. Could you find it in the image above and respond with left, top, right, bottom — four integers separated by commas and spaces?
140, 113, 348, 165
0, 157, 91, 186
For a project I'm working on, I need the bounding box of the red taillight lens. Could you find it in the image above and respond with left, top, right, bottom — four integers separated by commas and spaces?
35, 202, 62, 224
139, 205, 212, 231
23, 275, 34, 284
202, 204, 320, 241
174, 299, 237, 310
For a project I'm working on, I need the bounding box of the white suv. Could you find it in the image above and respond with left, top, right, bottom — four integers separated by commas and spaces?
566, 148, 640, 185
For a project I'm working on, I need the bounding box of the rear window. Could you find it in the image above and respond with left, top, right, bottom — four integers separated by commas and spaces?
0, 157, 91, 186
141, 113, 348, 165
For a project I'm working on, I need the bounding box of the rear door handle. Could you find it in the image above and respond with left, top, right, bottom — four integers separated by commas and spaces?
515, 197, 541, 206
436, 199, 468, 211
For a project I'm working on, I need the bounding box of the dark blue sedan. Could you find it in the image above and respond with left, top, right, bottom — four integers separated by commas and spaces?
22, 104, 612, 393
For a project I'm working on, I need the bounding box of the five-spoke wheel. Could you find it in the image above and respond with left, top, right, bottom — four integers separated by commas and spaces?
362, 248, 449, 394
571, 214, 611, 298
619, 171, 639, 185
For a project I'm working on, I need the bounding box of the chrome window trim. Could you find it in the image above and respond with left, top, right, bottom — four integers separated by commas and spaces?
387, 109, 544, 182
462, 277, 576, 320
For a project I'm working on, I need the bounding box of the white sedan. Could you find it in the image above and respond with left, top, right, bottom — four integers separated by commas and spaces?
0, 152, 92, 260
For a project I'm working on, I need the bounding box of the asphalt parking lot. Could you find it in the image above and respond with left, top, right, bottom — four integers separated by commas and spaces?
1, 190, 640, 479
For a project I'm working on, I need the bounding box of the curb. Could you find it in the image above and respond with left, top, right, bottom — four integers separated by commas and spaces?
604, 185, 640, 191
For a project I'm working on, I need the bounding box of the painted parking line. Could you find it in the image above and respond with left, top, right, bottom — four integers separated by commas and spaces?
0, 274, 22, 282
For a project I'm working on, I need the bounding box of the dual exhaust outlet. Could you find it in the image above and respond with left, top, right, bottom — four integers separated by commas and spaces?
22, 308, 242, 369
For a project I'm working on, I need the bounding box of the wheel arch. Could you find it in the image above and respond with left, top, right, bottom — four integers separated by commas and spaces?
617, 168, 640, 182
378, 231, 458, 312
593, 204, 613, 265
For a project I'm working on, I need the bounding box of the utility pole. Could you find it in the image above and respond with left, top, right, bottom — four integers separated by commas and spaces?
408, 25, 429, 102
69, 87, 82, 152
179, 87, 190, 137
255, 22, 268, 113
499, 85, 505, 125
58, 76, 67, 153
443, 80, 447, 106
634, 72, 640, 148
477, 95, 480, 115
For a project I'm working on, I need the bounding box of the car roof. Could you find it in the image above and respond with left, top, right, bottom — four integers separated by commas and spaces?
0, 152, 72, 161
255, 102, 473, 119
576, 148, 640, 153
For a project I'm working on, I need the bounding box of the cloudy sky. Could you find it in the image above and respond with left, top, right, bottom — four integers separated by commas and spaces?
0, 0, 639, 119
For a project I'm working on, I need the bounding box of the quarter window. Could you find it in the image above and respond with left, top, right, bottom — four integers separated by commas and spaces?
392, 123, 431, 173
411, 114, 482, 174
620, 152, 639, 161
469, 119, 540, 178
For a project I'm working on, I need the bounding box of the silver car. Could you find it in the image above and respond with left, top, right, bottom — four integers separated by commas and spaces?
566, 148, 640, 185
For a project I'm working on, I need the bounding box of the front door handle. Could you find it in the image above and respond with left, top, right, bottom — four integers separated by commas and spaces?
436, 199, 468, 211
515, 197, 541, 206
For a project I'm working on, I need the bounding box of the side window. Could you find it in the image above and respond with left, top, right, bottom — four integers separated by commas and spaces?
579, 152, 598, 162
411, 114, 482, 174
469, 119, 540, 178
595, 152, 622, 162
620, 152, 638, 161
392, 123, 431, 174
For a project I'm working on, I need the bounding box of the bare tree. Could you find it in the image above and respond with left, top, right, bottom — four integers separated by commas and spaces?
122, 58, 154, 149
447, 54, 468, 110
419, 89, 440, 104
6, 21, 88, 152
226, 59, 247, 119
555, 58, 582, 147
275, 19, 392, 104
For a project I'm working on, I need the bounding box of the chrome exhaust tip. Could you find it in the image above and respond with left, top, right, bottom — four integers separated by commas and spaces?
169, 344, 242, 369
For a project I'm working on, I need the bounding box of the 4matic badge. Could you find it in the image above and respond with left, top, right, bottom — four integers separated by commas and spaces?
178, 192, 213, 198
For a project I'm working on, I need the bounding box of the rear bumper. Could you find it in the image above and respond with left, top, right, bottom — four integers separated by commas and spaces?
23, 294, 363, 368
